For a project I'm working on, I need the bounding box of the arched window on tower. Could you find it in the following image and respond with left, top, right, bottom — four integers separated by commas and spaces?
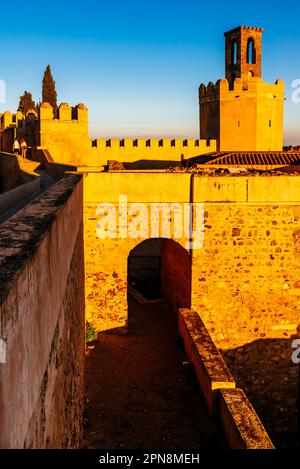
231, 40, 238, 65
247, 38, 256, 64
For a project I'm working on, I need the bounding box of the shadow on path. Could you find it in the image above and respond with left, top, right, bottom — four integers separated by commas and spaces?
84, 296, 227, 449
222, 337, 300, 449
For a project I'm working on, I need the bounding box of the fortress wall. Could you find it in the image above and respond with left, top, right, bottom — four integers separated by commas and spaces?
0, 126, 15, 153
2, 104, 216, 166
83, 172, 192, 331
193, 175, 300, 203
178, 309, 274, 449
0, 179, 41, 217
191, 176, 300, 444
83, 172, 300, 349
84, 171, 192, 203
39, 118, 91, 166
0, 112, 29, 153
192, 201, 300, 349
0, 174, 85, 448
37, 102, 217, 166
37, 104, 93, 166
192, 176, 300, 349
90, 138, 216, 165
38, 120, 217, 167
199, 78, 284, 152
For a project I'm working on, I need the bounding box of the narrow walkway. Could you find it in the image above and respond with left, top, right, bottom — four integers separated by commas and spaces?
0, 167, 57, 225
84, 296, 227, 449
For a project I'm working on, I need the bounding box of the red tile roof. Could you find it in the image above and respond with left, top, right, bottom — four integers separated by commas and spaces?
189, 151, 300, 167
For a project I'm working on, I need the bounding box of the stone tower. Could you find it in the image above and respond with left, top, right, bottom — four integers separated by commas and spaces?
225, 26, 263, 87
199, 26, 284, 152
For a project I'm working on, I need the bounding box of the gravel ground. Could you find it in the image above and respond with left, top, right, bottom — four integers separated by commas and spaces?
84, 297, 227, 449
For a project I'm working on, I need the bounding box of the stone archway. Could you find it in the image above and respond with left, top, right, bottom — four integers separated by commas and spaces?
127, 238, 191, 309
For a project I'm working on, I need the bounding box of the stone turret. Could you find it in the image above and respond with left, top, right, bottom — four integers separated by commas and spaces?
199, 26, 284, 152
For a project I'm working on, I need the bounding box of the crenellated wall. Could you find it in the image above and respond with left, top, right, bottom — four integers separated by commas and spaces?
3, 104, 215, 166
37, 103, 92, 165
0, 110, 36, 153
91, 138, 216, 165
2, 102, 217, 166
199, 77, 284, 152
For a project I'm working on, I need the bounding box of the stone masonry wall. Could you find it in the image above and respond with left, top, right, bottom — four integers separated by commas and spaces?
83, 172, 191, 332
192, 203, 300, 349
84, 207, 189, 332
161, 239, 191, 309
82, 171, 300, 446
191, 201, 300, 446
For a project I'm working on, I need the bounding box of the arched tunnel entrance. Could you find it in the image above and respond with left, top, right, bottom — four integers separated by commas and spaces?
127, 238, 191, 308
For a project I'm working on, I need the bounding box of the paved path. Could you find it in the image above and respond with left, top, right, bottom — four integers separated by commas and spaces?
0, 167, 57, 225
84, 297, 227, 449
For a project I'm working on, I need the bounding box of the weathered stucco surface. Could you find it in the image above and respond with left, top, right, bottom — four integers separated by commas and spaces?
24, 226, 85, 448
0, 174, 84, 448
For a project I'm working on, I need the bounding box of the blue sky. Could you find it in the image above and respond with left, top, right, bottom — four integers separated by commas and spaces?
0, 0, 300, 144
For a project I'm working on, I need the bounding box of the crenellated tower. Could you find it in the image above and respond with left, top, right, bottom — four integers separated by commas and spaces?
199, 26, 284, 152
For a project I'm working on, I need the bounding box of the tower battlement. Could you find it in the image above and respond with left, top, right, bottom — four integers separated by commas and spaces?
224, 26, 264, 34
39, 102, 88, 122
199, 77, 284, 100
199, 26, 284, 152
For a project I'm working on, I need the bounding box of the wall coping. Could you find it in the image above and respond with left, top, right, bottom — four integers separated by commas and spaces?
178, 308, 275, 449
219, 388, 275, 449
0, 174, 82, 307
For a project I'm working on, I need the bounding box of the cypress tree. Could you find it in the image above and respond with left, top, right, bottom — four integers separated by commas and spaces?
42, 65, 58, 115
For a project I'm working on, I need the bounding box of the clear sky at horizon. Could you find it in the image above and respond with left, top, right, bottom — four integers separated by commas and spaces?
1, 0, 300, 144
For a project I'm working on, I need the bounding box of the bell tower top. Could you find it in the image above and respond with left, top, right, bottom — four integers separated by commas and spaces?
224, 26, 264, 86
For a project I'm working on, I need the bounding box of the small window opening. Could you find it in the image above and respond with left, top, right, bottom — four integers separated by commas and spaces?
231, 40, 238, 65
247, 39, 256, 64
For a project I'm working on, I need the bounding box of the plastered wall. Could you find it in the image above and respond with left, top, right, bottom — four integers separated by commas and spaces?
0, 174, 85, 448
